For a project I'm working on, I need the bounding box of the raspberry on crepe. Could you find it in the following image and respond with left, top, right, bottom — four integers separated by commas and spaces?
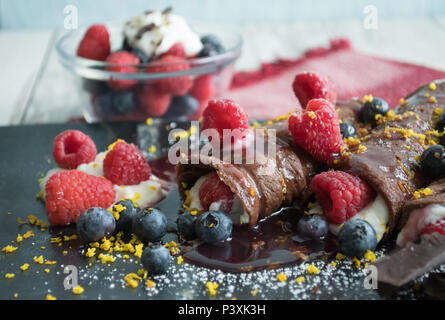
201, 99, 249, 147
292, 71, 337, 108
199, 172, 234, 213
288, 98, 342, 163
310, 171, 376, 225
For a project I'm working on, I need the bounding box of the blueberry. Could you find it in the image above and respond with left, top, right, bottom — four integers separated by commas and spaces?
177, 211, 198, 240
94, 91, 136, 117
421, 145, 445, 179
114, 199, 141, 234
195, 211, 232, 243
360, 97, 389, 125
133, 208, 168, 243
296, 214, 328, 239
198, 34, 225, 57
437, 113, 445, 132
76, 207, 116, 243
141, 243, 171, 274
339, 121, 357, 138
164, 95, 199, 120
112, 91, 136, 114
122, 38, 150, 63
338, 219, 377, 258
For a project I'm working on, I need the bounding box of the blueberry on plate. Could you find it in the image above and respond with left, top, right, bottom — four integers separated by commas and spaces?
177, 211, 199, 240
198, 34, 225, 57
421, 145, 445, 179
338, 219, 377, 258
360, 97, 389, 125
133, 208, 168, 243
296, 214, 329, 239
76, 207, 116, 243
195, 211, 232, 243
339, 121, 357, 138
141, 243, 171, 274
114, 199, 141, 234
164, 95, 199, 120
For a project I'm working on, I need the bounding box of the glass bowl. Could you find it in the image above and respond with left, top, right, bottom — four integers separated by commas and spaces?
56, 21, 242, 122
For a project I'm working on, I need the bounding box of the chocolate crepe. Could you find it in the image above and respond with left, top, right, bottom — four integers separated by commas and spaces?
399, 177, 445, 230
176, 130, 320, 227
336, 80, 445, 233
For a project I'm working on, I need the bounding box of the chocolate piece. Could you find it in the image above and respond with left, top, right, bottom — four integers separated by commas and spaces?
423, 273, 445, 299
337, 80, 445, 233
176, 131, 321, 226
374, 233, 445, 288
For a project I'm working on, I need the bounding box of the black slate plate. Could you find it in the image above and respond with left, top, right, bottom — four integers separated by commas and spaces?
0, 121, 439, 300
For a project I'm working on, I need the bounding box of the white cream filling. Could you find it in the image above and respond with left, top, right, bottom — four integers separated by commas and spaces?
396, 204, 445, 247
311, 194, 389, 243
123, 10, 203, 58
40, 151, 165, 208
186, 173, 250, 226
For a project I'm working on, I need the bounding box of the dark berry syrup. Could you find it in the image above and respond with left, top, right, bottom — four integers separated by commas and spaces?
183, 207, 337, 273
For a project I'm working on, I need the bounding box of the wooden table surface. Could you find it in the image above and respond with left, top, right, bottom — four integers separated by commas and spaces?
2, 17, 445, 126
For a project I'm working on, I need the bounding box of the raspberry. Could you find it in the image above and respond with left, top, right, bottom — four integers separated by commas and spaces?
103, 141, 151, 185
292, 71, 337, 108
45, 170, 116, 226
288, 99, 342, 163
199, 172, 234, 212
53, 130, 97, 169
189, 74, 216, 120
202, 99, 249, 144
105, 51, 140, 91
159, 43, 186, 58
137, 86, 172, 116
189, 74, 216, 102
310, 171, 376, 225
76, 24, 110, 61
145, 55, 193, 95
421, 218, 445, 236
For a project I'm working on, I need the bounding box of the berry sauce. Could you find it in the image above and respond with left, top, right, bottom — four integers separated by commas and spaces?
183, 207, 337, 273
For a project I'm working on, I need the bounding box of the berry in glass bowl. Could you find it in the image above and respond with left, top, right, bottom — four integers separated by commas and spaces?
56, 8, 242, 122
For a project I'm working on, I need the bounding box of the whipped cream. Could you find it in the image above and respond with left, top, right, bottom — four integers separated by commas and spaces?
186, 173, 250, 226
396, 204, 445, 247
123, 10, 203, 58
311, 194, 390, 242
40, 151, 165, 208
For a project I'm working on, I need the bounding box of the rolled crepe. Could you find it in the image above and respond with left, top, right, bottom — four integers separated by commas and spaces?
401, 177, 445, 227
336, 80, 445, 233
176, 100, 363, 227
176, 130, 321, 227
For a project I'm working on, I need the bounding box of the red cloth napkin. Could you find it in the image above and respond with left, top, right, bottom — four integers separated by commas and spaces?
227, 39, 445, 119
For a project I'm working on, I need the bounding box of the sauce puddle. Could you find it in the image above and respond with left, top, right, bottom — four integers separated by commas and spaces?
183, 207, 338, 273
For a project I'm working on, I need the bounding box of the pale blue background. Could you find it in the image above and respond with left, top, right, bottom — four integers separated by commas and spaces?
1, 0, 444, 29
